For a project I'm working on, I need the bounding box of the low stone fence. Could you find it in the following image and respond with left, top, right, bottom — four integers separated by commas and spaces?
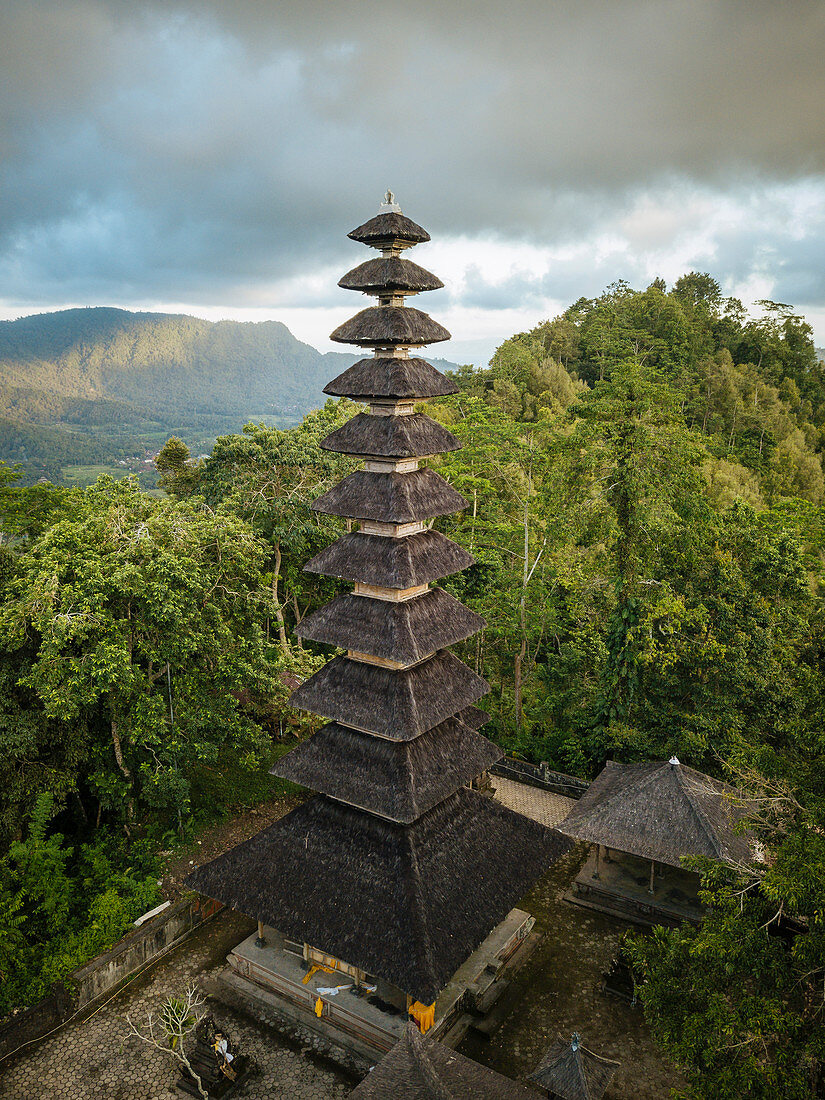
491, 757, 589, 799
0, 893, 222, 1063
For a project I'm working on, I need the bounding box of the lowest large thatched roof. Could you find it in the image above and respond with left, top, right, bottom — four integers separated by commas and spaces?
351, 1023, 538, 1099
186, 788, 571, 1002
557, 759, 755, 869
529, 1034, 619, 1100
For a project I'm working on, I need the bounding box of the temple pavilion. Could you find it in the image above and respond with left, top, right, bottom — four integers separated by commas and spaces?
558, 757, 756, 926
188, 194, 571, 1056
529, 1033, 619, 1100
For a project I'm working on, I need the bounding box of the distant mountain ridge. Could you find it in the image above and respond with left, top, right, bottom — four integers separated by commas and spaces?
0, 307, 460, 480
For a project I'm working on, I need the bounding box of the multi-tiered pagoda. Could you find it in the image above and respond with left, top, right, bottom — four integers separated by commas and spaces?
188, 194, 570, 1049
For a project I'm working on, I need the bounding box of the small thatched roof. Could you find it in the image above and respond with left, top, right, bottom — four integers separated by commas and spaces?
186, 788, 571, 1002
557, 759, 755, 869
289, 650, 489, 740
271, 716, 501, 823
339, 256, 443, 294
348, 211, 430, 248
331, 307, 450, 348
324, 357, 458, 401
320, 412, 460, 459
296, 589, 484, 664
304, 530, 474, 588
351, 1023, 537, 1099
312, 469, 468, 523
529, 1035, 619, 1100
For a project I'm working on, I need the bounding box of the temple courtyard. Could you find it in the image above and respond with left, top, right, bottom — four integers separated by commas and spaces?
0, 782, 685, 1100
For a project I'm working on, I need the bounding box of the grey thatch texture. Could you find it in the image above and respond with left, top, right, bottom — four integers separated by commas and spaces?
304, 530, 474, 587
186, 788, 571, 1002
529, 1036, 619, 1100
330, 307, 450, 348
458, 704, 491, 729
271, 717, 502, 823
351, 1023, 537, 1099
348, 211, 430, 247
339, 256, 443, 294
324, 357, 458, 401
319, 412, 460, 458
295, 589, 485, 663
289, 650, 489, 740
312, 469, 468, 523
557, 760, 755, 868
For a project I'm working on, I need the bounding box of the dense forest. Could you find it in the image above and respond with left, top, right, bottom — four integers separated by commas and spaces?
0, 307, 458, 482
1, 274, 823, 1098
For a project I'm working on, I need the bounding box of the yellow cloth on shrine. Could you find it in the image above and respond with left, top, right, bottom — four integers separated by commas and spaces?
409, 1001, 435, 1033
314, 997, 324, 1018
302, 963, 334, 985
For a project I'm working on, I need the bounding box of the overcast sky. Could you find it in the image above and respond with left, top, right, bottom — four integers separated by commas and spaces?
2, 0, 824, 364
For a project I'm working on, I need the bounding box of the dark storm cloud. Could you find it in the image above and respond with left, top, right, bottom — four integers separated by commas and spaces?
1, 0, 824, 310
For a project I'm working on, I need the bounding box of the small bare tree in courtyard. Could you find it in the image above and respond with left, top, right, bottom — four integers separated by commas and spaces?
126, 983, 208, 1100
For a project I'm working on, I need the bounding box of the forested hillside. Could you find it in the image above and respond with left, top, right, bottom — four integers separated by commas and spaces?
1, 273, 823, 1096
0, 307, 459, 482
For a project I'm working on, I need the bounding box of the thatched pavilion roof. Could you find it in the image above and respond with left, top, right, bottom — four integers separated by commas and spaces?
348, 211, 430, 248
289, 650, 489, 739
312, 468, 468, 523
557, 759, 755, 869
330, 306, 450, 348
339, 256, 443, 294
350, 1023, 538, 1099
320, 412, 460, 459
324, 357, 458, 401
304, 530, 474, 588
296, 589, 485, 664
186, 788, 571, 1002
458, 704, 491, 728
529, 1034, 619, 1100
271, 717, 501, 823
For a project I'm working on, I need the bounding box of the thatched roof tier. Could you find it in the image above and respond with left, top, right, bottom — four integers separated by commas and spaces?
296, 589, 485, 664
350, 1023, 537, 1099
529, 1035, 619, 1100
324, 357, 458, 401
289, 650, 489, 740
456, 704, 490, 729
186, 788, 571, 1002
304, 530, 474, 588
338, 256, 443, 294
319, 413, 460, 459
557, 759, 755, 869
330, 307, 450, 348
271, 717, 501, 823
312, 469, 467, 523
348, 211, 430, 249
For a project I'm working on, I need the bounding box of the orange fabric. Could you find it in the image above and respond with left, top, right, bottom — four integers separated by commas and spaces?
409, 1000, 435, 1033
302, 963, 334, 985
314, 997, 324, 1018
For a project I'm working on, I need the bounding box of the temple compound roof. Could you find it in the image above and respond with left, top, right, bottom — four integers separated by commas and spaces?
557, 758, 755, 869
187, 192, 572, 1004
351, 1022, 538, 1099
529, 1033, 619, 1100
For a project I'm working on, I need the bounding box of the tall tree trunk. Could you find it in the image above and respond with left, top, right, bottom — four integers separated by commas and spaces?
111, 718, 134, 827
271, 542, 289, 651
